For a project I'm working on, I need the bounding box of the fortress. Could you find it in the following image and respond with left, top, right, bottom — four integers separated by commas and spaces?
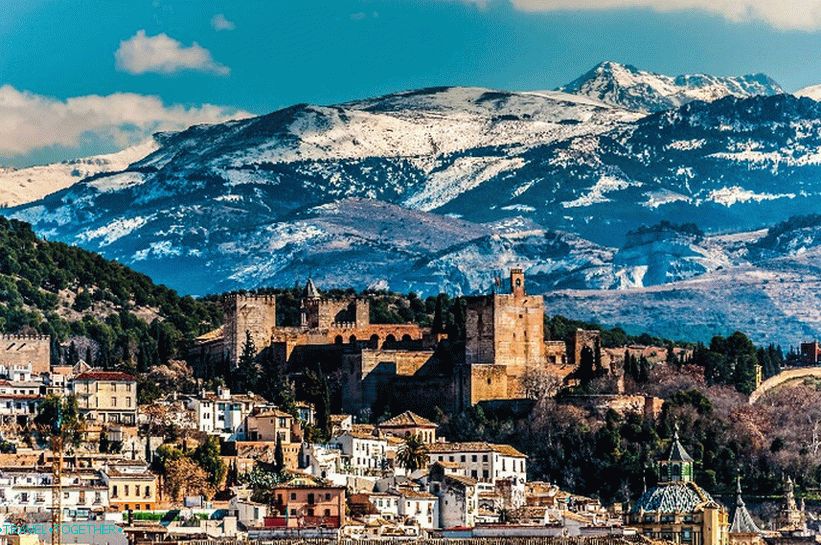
192, 279, 429, 370
192, 271, 612, 415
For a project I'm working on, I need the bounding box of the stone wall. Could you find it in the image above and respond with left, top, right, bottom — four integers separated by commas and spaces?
0, 334, 50, 375
342, 349, 436, 413
224, 295, 277, 366
572, 329, 601, 367
465, 365, 510, 407
544, 341, 566, 365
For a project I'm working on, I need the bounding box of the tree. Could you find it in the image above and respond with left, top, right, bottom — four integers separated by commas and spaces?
274, 435, 285, 474
164, 457, 213, 500
397, 433, 429, 473
35, 394, 82, 446
520, 366, 562, 400
232, 330, 260, 392
192, 436, 226, 489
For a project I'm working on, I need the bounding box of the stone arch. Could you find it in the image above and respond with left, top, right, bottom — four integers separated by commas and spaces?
349, 335, 357, 345
401, 334, 412, 345
384, 334, 397, 349
369, 334, 379, 349
334, 335, 343, 345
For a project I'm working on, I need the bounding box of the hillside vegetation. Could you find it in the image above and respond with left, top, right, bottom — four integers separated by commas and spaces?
0, 217, 221, 368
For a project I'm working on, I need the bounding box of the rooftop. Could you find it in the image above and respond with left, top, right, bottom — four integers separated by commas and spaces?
428, 441, 526, 458
379, 411, 437, 429
74, 370, 136, 382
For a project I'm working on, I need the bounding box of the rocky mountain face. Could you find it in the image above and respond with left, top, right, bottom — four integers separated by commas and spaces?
559, 61, 783, 112
4, 63, 821, 346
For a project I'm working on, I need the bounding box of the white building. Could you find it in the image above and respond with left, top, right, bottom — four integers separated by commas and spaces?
0, 380, 41, 423
186, 387, 268, 440
0, 467, 109, 518
333, 426, 388, 477
427, 442, 527, 507
393, 486, 438, 530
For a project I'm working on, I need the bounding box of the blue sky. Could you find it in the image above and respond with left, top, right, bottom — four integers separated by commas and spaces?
1, 0, 821, 166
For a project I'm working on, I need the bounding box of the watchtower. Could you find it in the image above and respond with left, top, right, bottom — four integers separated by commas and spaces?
223, 294, 277, 366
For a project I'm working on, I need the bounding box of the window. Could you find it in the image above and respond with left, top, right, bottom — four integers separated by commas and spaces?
112, 486, 118, 498
325, 493, 331, 501
482, 454, 488, 462
307, 493, 315, 504
290, 492, 297, 500
324, 509, 331, 517
126, 397, 132, 407
471, 455, 477, 462
460, 455, 466, 462
111, 397, 117, 407
124, 485, 130, 496
145, 486, 151, 498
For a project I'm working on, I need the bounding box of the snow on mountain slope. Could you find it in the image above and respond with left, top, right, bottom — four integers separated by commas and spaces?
560, 61, 783, 113
0, 138, 158, 207
796, 84, 821, 101
546, 248, 821, 348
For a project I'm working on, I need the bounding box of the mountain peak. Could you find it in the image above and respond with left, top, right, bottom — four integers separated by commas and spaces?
559, 61, 783, 113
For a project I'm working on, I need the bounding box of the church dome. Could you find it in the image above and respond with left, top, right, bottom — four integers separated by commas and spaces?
632, 481, 716, 514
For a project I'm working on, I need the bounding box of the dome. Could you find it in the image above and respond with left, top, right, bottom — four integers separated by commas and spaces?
632, 481, 715, 514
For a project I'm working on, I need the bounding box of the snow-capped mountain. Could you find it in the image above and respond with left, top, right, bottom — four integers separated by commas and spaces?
4, 63, 820, 345
0, 138, 158, 207
796, 84, 821, 101
559, 61, 783, 113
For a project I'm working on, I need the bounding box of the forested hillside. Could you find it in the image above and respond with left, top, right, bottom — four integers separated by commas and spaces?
0, 217, 221, 368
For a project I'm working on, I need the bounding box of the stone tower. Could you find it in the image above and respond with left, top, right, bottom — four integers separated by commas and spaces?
510, 268, 525, 297
465, 269, 544, 369
224, 294, 277, 366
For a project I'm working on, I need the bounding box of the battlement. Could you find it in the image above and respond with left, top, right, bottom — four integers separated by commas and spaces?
223, 293, 277, 304
0, 334, 50, 341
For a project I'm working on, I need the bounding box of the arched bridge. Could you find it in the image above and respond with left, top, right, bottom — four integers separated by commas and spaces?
749, 366, 821, 404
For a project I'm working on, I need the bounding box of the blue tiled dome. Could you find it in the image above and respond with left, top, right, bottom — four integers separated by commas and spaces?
632, 481, 715, 514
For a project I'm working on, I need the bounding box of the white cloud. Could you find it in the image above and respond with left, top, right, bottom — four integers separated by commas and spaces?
0, 85, 251, 157
211, 13, 236, 31
115, 30, 230, 75
508, 0, 821, 31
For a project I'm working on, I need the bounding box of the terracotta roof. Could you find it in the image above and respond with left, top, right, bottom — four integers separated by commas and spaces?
379, 411, 437, 429
445, 474, 478, 487
74, 371, 135, 382
395, 487, 436, 500
428, 441, 526, 458
252, 409, 293, 418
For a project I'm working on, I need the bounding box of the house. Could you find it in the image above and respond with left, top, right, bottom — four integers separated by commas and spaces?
71, 371, 137, 425
246, 408, 293, 442
0, 380, 40, 425
378, 411, 437, 444
428, 463, 479, 529
333, 425, 388, 477
427, 442, 527, 507
393, 485, 438, 530
268, 475, 346, 529
186, 387, 268, 440
101, 463, 159, 511
0, 466, 108, 517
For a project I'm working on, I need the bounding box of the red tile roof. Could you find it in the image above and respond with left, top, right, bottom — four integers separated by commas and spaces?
74, 371, 136, 382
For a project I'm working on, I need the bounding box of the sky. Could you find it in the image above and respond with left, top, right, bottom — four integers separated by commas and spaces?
1, 0, 821, 167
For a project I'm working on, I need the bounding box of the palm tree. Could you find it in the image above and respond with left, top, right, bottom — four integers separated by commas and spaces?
397, 433, 429, 473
